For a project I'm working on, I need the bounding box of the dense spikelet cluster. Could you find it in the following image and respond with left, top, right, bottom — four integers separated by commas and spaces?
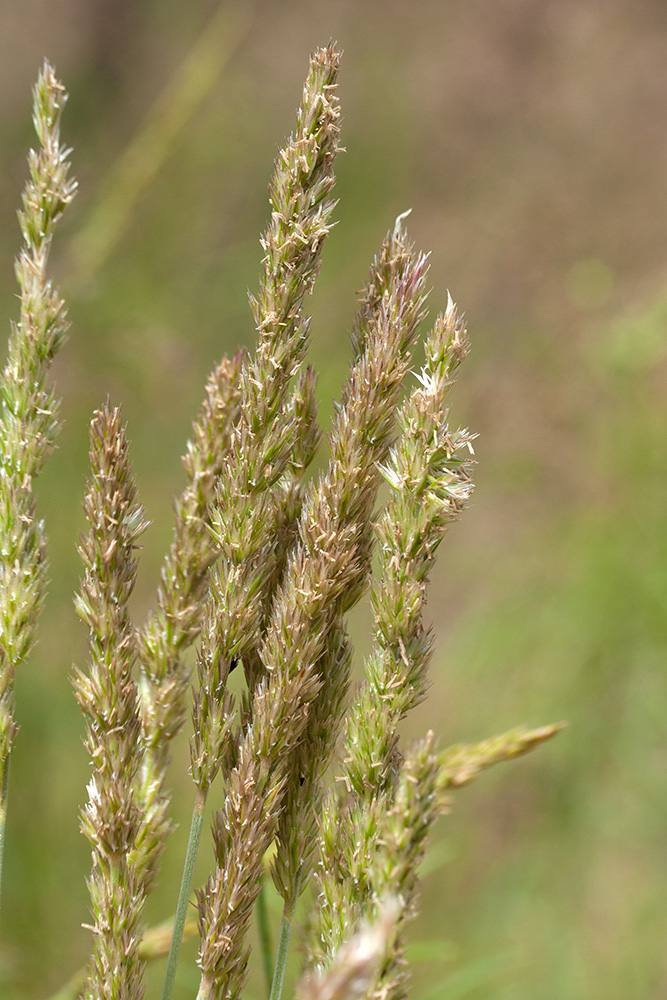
73, 405, 150, 1000
1, 48, 562, 1000
342, 298, 475, 805
0, 62, 76, 873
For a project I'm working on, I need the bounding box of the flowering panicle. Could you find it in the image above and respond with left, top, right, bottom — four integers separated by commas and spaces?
311, 723, 561, 1000
190, 44, 339, 804
345, 297, 474, 803
73, 405, 149, 1000
139, 352, 244, 752
0, 61, 75, 891
236, 362, 322, 724
296, 899, 400, 1000
270, 621, 352, 906
154, 47, 340, 1000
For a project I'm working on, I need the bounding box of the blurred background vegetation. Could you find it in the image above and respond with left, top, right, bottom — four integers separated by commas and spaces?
1, 1, 666, 998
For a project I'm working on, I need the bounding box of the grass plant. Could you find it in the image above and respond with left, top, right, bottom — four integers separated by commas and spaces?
0, 47, 559, 1000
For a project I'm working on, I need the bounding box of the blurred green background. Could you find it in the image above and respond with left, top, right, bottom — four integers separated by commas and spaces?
1, 1, 666, 998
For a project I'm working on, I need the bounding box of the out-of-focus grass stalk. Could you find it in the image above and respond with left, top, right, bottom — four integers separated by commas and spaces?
68, 1, 252, 284
296, 900, 400, 1000
0, 62, 75, 908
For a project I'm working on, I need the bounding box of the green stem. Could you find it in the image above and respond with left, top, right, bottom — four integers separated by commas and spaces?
161, 789, 207, 1000
0, 755, 9, 911
269, 867, 303, 1000
257, 876, 273, 999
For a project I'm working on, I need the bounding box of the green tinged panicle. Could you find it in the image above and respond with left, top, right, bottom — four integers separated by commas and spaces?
307, 303, 553, 999
344, 297, 474, 803
73, 405, 150, 1000
138, 353, 243, 1000
308, 299, 475, 973
365, 725, 563, 1000
312, 724, 561, 1000
0, 61, 75, 896
139, 352, 244, 751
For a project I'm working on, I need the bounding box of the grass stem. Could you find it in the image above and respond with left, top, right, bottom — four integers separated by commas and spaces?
269, 867, 303, 1000
0, 756, 8, 911
257, 877, 274, 999
161, 789, 207, 1000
